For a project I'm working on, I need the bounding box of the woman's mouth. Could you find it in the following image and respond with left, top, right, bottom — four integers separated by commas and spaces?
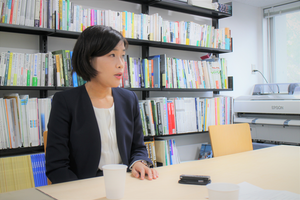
114, 73, 123, 79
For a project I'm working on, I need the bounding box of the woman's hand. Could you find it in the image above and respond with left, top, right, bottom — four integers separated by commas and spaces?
131, 161, 159, 180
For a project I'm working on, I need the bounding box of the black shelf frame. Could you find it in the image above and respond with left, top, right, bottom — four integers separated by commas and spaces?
0, 24, 232, 54
0, 0, 233, 156
0, 85, 233, 92
0, 146, 44, 158
0, 86, 56, 90
144, 131, 208, 140
120, 0, 232, 19
149, 0, 231, 19
126, 38, 232, 53
0, 23, 53, 36
161, 88, 233, 92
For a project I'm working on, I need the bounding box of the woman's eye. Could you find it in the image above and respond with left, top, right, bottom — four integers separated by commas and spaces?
109, 54, 115, 57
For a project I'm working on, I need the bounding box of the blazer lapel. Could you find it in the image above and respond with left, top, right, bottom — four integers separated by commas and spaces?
81, 85, 101, 162
112, 88, 127, 165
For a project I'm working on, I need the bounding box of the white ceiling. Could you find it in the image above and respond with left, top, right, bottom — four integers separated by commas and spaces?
231, 0, 296, 8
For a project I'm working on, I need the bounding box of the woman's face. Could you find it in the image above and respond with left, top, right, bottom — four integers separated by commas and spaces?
90, 40, 125, 88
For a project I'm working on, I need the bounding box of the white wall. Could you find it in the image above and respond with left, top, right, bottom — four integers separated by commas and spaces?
218, 0, 264, 97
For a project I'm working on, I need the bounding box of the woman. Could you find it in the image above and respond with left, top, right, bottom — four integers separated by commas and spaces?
46, 25, 158, 184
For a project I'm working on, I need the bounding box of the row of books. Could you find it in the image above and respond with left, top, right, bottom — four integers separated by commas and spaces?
188, 1, 232, 15
0, 51, 86, 87
122, 54, 228, 89
123, 55, 161, 89
0, 0, 232, 49
52, 49, 85, 87
0, 94, 232, 150
162, 56, 228, 89
1, 51, 228, 90
0, 153, 48, 194
155, 139, 180, 166
162, 21, 231, 50
139, 96, 233, 137
0, 93, 52, 150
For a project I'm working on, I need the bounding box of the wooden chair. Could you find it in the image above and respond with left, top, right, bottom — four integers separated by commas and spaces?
208, 123, 253, 157
43, 131, 52, 185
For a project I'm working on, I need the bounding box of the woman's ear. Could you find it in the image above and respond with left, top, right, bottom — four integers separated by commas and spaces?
89, 57, 93, 66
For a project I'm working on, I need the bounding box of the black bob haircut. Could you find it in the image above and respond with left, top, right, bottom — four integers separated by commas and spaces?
72, 25, 128, 81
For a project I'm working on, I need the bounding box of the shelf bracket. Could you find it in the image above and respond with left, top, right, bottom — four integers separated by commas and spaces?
39, 35, 48, 53
142, 3, 149, 14
142, 91, 150, 99
146, 0, 160, 6
142, 46, 149, 59
228, 76, 233, 90
40, 90, 48, 98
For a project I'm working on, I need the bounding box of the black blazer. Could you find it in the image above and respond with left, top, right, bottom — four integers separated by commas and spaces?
46, 85, 151, 184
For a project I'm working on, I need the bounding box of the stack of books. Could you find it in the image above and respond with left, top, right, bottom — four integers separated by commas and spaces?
0, 153, 48, 194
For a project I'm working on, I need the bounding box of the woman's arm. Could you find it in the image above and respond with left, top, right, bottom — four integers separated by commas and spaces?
46, 92, 78, 184
129, 91, 159, 180
129, 91, 153, 166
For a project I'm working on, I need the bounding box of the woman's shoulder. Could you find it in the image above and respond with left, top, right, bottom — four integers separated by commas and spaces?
112, 87, 136, 98
53, 85, 86, 100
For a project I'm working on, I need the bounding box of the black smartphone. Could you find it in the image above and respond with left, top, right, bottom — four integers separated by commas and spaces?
178, 174, 211, 185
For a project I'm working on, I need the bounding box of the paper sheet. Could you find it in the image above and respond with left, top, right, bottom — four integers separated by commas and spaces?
238, 182, 300, 200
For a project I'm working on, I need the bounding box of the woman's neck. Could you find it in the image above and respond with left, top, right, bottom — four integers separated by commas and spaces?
85, 81, 114, 108
85, 81, 112, 99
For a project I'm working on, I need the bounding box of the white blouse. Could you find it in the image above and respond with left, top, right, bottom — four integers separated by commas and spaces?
93, 104, 122, 170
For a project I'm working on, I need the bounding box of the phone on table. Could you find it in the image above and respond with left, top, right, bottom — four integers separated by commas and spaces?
178, 174, 211, 185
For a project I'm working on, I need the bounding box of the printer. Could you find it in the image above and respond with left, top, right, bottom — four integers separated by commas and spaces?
234, 83, 300, 145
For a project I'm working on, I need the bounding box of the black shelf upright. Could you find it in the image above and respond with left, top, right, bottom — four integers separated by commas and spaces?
141, 3, 150, 100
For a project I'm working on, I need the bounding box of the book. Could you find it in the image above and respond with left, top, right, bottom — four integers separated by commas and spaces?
156, 102, 163, 135
160, 54, 167, 88
54, 54, 61, 86
52, 50, 69, 87
0, 153, 48, 193
154, 140, 169, 166
69, 51, 78, 87
65, 50, 72, 86
198, 144, 213, 160
147, 97, 168, 135
121, 55, 129, 88
139, 100, 155, 136
139, 102, 148, 136
4, 93, 22, 148
28, 98, 39, 146
0, 98, 9, 149
19, 95, 30, 147
0, 52, 6, 85
167, 100, 173, 135
150, 100, 158, 135
34, 0, 40, 27
4, 99, 16, 148
148, 55, 160, 88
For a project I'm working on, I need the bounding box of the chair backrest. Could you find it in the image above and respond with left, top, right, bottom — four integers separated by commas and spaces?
43, 131, 48, 153
43, 131, 51, 185
208, 123, 253, 157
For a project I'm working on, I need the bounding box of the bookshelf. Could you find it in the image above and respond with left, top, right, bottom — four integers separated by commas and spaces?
0, 146, 44, 157
0, 0, 233, 157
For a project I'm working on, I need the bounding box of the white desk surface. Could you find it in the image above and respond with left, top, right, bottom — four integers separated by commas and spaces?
1, 145, 299, 200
